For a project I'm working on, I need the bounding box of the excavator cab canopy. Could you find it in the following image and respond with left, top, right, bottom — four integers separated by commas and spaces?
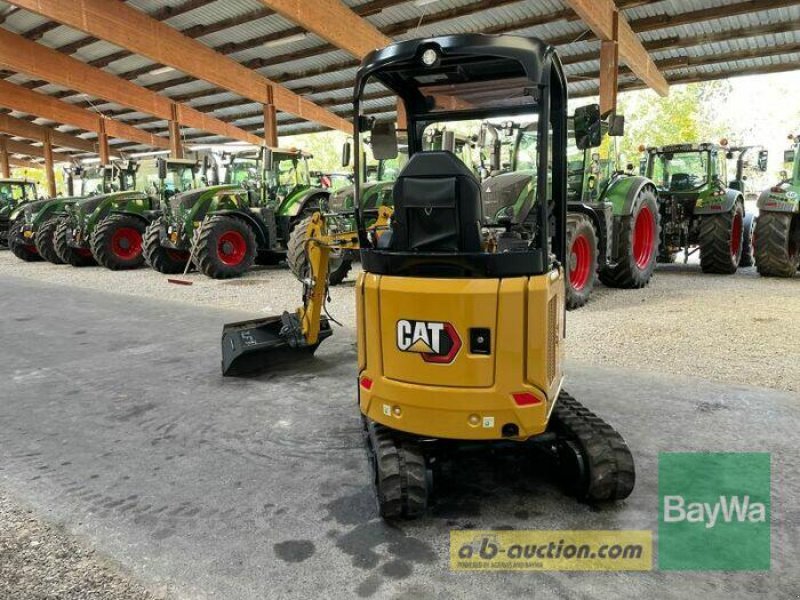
352, 34, 599, 278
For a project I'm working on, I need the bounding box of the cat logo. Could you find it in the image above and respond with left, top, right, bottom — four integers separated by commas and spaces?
396, 319, 462, 364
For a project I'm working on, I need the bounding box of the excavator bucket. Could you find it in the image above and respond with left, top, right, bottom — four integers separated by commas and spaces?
221, 312, 332, 376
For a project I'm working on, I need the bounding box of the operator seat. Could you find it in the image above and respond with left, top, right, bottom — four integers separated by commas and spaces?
388, 151, 483, 252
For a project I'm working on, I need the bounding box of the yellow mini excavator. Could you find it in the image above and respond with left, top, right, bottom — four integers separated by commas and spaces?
222, 34, 635, 519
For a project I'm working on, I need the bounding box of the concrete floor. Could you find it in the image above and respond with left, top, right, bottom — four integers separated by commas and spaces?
1, 276, 799, 599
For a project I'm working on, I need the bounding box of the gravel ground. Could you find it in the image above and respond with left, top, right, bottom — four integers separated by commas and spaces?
0, 490, 169, 600
0, 250, 798, 393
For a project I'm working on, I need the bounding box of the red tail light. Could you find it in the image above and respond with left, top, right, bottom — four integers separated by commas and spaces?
512, 392, 542, 406
360, 377, 373, 391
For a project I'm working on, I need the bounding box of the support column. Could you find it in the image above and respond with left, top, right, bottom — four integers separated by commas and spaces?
0, 136, 9, 177
169, 103, 183, 159
43, 130, 56, 197
98, 117, 110, 165
396, 100, 407, 131
263, 86, 278, 147
599, 10, 620, 116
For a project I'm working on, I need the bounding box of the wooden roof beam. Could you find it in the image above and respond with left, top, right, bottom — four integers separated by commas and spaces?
0, 79, 170, 149
565, 0, 668, 97
0, 113, 97, 153
0, 28, 263, 146
8, 0, 351, 133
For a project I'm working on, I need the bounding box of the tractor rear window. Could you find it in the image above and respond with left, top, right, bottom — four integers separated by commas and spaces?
651, 151, 709, 191
0, 182, 28, 202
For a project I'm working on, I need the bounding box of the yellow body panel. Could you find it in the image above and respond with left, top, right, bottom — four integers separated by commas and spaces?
357, 269, 565, 441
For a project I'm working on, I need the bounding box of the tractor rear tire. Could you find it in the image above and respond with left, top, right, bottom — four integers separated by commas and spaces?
8, 217, 42, 262
739, 212, 756, 268
699, 202, 744, 274
754, 212, 800, 277
54, 217, 96, 267
365, 420, 428, 520
143, 217, 190, 274
91, 214, 147, 270
34, 218, 64, 264
287, 214, 353, 286
565, 213, 598, 310
599, 188, 659, 289
551, 391, 635, 502
195, 215, 256, 279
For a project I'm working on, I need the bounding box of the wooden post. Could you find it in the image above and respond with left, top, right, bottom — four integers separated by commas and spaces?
0, 136, 9, 177
169, 103, 183, 159
396, 100, 407, 131
599, 9, 620, 116
98, 117, 110, 165
263, 86, 278, 147
43, 130, 56, 197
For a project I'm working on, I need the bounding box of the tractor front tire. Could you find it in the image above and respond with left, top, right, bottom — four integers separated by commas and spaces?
287, 214, 353, 286
34, 218, 64, 264
195, 215, 256, 279
754, 212, 800, 277
739, 212, 756, 268
699, 202, 744, 274
143, 217, 190, 274
8, 218, 42, 262
565, 213, 598, 310
91, 214, 147, 270
599, 188, 659, 288
54, 217, 96, 267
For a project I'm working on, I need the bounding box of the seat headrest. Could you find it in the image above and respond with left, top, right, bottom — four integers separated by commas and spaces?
398, 151, 478, 180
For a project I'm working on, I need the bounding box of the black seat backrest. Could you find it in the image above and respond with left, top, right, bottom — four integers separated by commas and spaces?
390, 151, 483, 252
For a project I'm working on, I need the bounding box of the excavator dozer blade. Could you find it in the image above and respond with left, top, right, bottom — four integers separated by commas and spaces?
221, 313, 332, 377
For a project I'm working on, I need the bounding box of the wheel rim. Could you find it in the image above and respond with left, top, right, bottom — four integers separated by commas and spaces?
632, 205, 655, 270
730, 212, 743, 259
111, 227, 142, 260
217, 230, 247, 266
569, 234, 592, 291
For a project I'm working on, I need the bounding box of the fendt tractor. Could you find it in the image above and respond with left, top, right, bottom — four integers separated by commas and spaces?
754, 135, 800, 277
144, 147, 329, 278
7, 164, 123, 263
53, 158, 200, 269
482, 112, 660, 309
0, 178, 39, 248
644, 141, 766, 273
221, 34, 636, 519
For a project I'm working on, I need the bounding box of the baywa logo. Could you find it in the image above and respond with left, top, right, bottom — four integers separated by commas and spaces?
658, 452, 771, 571
396, 319, 462, 364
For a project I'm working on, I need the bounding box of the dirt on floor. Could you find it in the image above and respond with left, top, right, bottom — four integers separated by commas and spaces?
0, 490, 170, 600
0, 250, 798, 392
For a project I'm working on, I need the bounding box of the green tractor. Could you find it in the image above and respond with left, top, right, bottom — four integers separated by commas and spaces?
1, 178, 39, 248
144, 147, 329, 278
53, 158, 199, 268
481, 107, 660, 309
645, 142, 761, 274
7, 164, 122, 263
754, 136, 800, 277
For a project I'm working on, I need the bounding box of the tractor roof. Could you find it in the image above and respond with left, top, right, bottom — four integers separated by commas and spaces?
647, 143, 723, 153
0, 178, 35, 185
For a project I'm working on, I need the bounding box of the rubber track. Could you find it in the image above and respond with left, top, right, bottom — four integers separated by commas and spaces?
368, 421, 427, 519
698, 205, 742, 274
551, 391, 635, 502
34, 218, 64, 264
754, 212, 799, 277
143, 217, 188, 274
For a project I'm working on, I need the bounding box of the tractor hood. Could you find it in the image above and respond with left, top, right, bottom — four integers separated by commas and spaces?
175, 184, 241, 211
481, 171, 535, 222
78, 190, 145, 214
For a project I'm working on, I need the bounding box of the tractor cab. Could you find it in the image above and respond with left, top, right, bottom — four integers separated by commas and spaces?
133, 157, 200, 204
0, 178, 38, 208
646, 143, 726, 201
725, 145, 769, 195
